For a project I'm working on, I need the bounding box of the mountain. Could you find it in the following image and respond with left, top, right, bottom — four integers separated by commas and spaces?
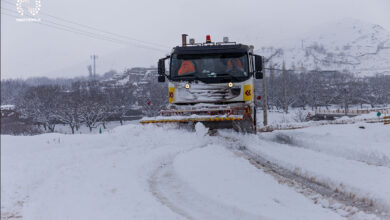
256, 18, 390, 76
100, 67, 157, 88
48, 19, 390, 78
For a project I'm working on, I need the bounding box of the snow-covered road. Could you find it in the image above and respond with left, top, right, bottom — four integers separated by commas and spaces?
1, 122, 389, 219
244, 123, 390, 213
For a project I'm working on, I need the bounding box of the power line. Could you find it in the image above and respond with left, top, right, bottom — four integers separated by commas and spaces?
37, 11, 168, 49
1, 3, 168, 52
4, 11, 386, 74
1, 7, 122, 41
1, 12, 167, 52
1, 11, 146, 47
1, 0, 167, 49
2, 1, 389, 73
1, 8, 160, 50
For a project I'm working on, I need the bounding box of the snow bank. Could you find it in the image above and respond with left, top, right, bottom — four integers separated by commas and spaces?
257, 109, 387, 131
257, 109, 313, 127
268, 123, 390, 167
173, 144, 344, 220
243, 123, 390, 210
2, 121, 389, 219
1, 124, 207, 220
0, 105, 15, 110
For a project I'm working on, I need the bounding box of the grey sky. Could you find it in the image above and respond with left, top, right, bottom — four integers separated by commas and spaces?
1, 0, 390, 79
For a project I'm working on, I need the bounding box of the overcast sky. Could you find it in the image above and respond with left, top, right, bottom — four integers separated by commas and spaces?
1, 0, 390, 79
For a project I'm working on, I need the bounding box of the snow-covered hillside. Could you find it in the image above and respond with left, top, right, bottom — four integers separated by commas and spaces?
101, 67, 157, 87
45, 18, 390, 78
257, 18, 390, 76
2, 122, 390, 219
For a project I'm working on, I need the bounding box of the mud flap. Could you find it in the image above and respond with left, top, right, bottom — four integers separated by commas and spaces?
232, 115, 255, 133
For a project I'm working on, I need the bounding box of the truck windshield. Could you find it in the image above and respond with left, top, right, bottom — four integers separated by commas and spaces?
170, 53, 249, 83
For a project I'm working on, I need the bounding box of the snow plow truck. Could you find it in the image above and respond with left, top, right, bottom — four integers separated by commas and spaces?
140, 34, 264, 133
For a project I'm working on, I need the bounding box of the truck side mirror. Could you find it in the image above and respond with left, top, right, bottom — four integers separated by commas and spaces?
254, 55, 264, 79
158, 59, 165, 76
157, 58, 166, 83
158, 75, 165, 82
255, 71, 263, 79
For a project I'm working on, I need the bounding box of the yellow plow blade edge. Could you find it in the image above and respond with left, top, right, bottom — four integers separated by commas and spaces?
139, 115, 244, 124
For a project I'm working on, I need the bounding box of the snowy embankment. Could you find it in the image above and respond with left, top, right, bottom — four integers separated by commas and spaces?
172, 145, 342, 219
2, 122, 389, 219
1, 125, 208, 219
2, 123, 351, 220
257, 109, 388, 131
242, 122, 390, 212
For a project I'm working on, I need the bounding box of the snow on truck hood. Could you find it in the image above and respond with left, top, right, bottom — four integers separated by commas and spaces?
172, 81, 243, 103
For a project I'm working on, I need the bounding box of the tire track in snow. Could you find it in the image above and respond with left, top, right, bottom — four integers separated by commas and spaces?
218, 134, 390, 220
148, 150, 266, 220
149, 160, 194, 220
271, 132, 390, 168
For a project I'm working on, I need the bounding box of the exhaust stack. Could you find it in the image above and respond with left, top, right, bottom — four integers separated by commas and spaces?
182, 34, 188, 47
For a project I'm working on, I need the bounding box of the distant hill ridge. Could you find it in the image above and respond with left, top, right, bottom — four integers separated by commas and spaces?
256, 18, 390, 76
47, 19, 390, 78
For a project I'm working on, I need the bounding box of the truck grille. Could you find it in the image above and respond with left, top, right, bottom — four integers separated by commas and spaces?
175, 85, 240, 103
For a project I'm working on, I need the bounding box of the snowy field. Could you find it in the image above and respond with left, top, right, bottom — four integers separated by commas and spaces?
41, 120, 139, 134
256, 107, 389, 131
1, 121, 390, 219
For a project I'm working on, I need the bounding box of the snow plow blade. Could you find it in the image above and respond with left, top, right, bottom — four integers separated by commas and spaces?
139, 115, 244, 124
139, 105, 255, 133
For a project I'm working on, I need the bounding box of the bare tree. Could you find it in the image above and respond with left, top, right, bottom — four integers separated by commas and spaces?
19, 85, 61, 132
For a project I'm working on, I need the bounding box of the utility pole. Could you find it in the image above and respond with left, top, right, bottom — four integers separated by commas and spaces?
87, 65, 92, 79
344, 88, 348, 116
262, 59, 268, 126
282, 61, 288, 113
90, 54, 98, 79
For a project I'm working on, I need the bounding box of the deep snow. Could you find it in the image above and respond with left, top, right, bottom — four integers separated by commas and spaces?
243, 123, 390, 212
1, 122, 389, 219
